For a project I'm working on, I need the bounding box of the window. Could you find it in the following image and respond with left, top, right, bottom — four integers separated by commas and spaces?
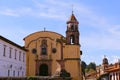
13, 70, 15, 77
15, 49, 17, 59
22, 71, 24, 76
3, 45, 6, 56
8, 70, 10, 76
9, 47, 12, 58
18, 71, 19, 76
23, 53, 25, 62
41, 40, 47, 55
41, 48, 47, 55
19, 51, 21, 61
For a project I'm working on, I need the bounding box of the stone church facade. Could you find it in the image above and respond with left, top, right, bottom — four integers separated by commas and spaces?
24, 12, 82, 80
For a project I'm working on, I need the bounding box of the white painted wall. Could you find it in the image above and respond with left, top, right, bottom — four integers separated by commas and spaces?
0, 39, 26, 77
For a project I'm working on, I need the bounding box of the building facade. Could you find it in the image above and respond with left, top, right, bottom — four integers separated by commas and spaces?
96, 57, 120, 80
0, 35, 26, 77
24, 12, 82, 80
105, 62, 120, 80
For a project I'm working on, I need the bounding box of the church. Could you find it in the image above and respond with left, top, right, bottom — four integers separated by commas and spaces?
24, 12, 82, 80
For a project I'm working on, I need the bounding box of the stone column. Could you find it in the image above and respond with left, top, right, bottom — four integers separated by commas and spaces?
112, 73, 114, 80
115, 73, 116, 80
119, 73, 120, 80
117, 73, 119, 80
117, 72, 120, 80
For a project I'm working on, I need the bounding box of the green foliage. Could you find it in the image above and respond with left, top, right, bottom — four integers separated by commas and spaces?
85, 68, 89, 73
27, 76, 38, 80
81, 61, 87, 75
87, 62, 96, 71
82, 61, 96, 74
88, 68, 96, 73
60, 69, 71, 77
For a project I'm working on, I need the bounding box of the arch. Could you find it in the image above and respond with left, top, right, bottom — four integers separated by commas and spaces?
24, 31, 64, 40
71, 25, 74, 31
39, 64, 48, 76
70, 35, 75, 44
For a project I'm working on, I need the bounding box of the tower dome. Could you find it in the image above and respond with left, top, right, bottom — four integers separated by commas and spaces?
102, 55, 109, 65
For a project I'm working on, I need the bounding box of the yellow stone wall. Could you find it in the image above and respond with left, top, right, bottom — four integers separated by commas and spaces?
24, 31, 82, 80
64, 45, 81, 80
65, 60, 81, 80
64, 45, 80, 59
24, 31, 63, 76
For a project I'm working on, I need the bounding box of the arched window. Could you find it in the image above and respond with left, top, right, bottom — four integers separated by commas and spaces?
71, 25, 74, 31
70, 35, 75, 44
41, 40, 47, 55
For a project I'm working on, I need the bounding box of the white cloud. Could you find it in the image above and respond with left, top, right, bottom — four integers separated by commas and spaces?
0, 0, 110, 25
0, 8, 19, 17
0, 7, 33, 17
31, 0, 69, 20
111, 56, 120, 63
0, 0, 117, 28
18, 7, 32, 15
81, 33, 120, 50
108, 25, 120, 36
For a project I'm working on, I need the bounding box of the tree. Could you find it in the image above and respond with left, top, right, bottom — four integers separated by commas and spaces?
85, 62, 96, 73
81, 61, 87, 76
87, 62, 96, 71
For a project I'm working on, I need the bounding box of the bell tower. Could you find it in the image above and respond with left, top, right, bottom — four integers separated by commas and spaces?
66, 11, 79, 45
64, 12, 82, 80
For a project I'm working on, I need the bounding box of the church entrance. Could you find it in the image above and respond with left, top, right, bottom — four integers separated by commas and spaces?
39, 64, 48, 76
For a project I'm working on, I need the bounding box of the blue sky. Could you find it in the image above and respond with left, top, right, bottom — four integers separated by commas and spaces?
0, 0, 120, 65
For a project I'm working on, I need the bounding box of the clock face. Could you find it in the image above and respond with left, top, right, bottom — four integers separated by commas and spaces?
32, 48, 37, 54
